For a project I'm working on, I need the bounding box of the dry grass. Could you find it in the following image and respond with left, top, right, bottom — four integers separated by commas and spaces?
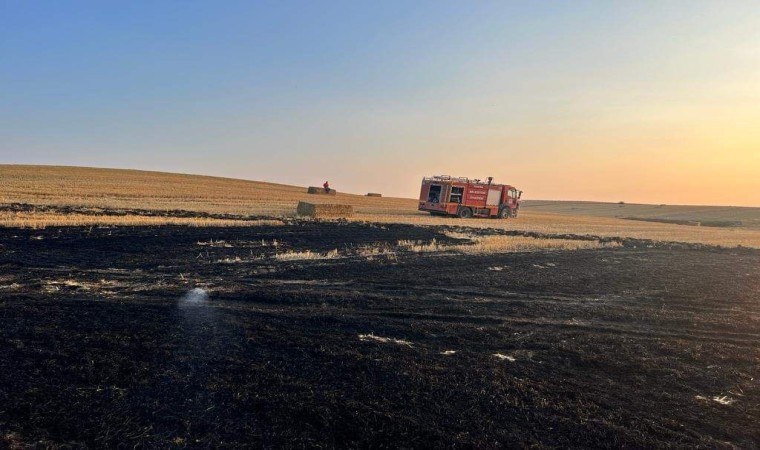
274, 249, 340, 261
0, 164, 415, 216
356, 244, 397, 258
397, 232, 618, 254
0, 212, 278, 229
452, 234, 619, 253
2, 165, 760, 248
522, 200, 760, 230
355, 213, 760, 249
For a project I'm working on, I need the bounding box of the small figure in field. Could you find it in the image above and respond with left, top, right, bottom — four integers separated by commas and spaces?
323, 181, 330, 193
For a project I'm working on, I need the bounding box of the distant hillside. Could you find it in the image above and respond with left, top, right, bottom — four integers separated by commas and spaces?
0, 165, 418, 217
3, 165, 759, 230
521, 200, 760, 230
3, 165, 760, 247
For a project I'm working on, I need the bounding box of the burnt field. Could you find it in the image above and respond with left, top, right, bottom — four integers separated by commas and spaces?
0, 222, 758, 448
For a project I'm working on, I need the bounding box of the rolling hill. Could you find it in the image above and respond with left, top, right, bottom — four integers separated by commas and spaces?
3, 165, 760, 247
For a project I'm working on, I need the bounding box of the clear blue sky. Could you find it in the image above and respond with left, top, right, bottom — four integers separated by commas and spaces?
2, 1, 758, 204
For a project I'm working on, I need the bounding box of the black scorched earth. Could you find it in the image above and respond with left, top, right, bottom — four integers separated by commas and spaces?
0, 221, 758, 448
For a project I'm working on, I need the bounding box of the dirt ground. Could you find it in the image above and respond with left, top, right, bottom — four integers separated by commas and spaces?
1, 221, 758, 448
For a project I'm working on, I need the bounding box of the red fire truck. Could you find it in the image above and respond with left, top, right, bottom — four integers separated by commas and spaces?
418, 175, 522, 218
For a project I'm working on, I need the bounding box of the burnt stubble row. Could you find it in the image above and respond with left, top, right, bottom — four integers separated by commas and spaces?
1, 223, 758, 448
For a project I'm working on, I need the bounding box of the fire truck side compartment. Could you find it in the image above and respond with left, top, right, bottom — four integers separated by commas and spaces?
418, 176, 521, 219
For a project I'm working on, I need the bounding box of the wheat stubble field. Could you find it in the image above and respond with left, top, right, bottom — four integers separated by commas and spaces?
1, 164, 760, 448
2, 164, 760, 248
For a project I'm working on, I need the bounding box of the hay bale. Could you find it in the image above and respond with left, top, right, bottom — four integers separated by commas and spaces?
297, 201, 353, 218
366, 193, 382, 197
307, 186, 337, 195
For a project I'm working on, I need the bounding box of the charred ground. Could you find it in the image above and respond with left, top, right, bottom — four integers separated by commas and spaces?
1, 222, 758, 448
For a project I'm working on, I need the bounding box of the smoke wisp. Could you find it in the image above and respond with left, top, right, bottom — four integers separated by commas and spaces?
181, 287, 209, 304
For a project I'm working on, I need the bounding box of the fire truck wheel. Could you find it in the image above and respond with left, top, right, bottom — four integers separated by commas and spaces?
457, 207, 473, 219
498, 207, 511, 219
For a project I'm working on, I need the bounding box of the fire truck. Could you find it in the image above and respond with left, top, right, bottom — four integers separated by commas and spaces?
418, 175, 522, 218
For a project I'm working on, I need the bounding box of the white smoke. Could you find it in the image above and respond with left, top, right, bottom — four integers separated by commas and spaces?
181, 287, 209, 304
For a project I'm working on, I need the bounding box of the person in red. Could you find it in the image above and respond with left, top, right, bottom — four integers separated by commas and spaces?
323, 181, 330, 193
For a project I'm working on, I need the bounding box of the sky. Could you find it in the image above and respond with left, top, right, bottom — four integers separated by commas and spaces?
1, 1, 758, 205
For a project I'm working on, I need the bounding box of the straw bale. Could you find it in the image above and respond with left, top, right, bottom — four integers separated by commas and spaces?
307, 187, 337, 195
297, 201, 353, 218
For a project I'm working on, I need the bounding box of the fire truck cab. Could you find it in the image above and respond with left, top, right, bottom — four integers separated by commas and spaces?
418, 175, 522, 219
